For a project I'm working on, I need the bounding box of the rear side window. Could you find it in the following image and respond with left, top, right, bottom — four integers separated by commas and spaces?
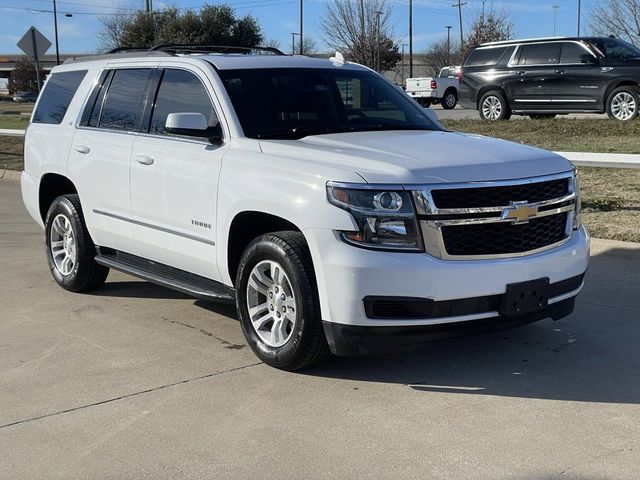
32, 70, 87, 124
99, 69, 152, 131
518, 43, 561, 65
464, 47, 508, 67
149, 69, 217, 136
559, 42, 594, 64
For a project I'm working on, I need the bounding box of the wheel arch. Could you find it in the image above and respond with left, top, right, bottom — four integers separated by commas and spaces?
476, 85, 507, 109
604, 80, 640, 103
227, 210, 302, 287
39, 173, 78, 222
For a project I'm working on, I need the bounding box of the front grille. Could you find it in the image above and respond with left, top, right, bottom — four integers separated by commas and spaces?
441, 213, 568, 256
431, 178, 569, 209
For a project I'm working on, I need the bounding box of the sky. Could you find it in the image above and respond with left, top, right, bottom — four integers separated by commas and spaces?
0, 0, 590, 55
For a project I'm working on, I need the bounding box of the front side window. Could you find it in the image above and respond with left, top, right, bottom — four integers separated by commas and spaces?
99, 69, 151, 131
518, 43, 561, 65
218, 68, 438, 139
32, 70, 87, 124
595, 38, 640, 60
150, 69, 217, 136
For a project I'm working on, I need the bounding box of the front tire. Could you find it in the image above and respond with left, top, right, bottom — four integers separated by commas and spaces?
235, 231, 330, 371
44, 195, 109, 292
479, 91, 511, 121
606, 86, 638, 121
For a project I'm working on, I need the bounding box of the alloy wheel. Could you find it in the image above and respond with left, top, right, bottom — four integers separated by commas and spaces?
50, 213, 77, 276
246, 260, 297, 348
482, 95, 502, 120
611, 92, 637, 121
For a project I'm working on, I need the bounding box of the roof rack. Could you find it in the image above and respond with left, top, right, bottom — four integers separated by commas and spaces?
149, 43, 285, 55
63, 44, 285, 64
480, 36, 570, 46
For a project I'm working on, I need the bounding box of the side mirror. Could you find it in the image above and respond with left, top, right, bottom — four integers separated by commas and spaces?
422, 107, 444, 129
165, 112, 222, 143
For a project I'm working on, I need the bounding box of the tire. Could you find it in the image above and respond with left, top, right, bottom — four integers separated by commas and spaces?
417, 98, 432, 108
442, 89, 457, 110
479, 91, 511, 121
606, 86, 639, 121
529, 114, 557, 120
235, 231, 330, 371
44, 195, 109, 292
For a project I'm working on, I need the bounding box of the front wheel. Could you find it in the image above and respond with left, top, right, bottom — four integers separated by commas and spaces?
44, 195, 109, 292
479, 91, 511, 121
235, 231, 330, 371
607, 87, 639, 121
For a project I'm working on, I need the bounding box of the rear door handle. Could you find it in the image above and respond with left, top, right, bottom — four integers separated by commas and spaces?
555, 69, 566, 75
135, 155, 155, 166
516, 71, 526, 76
73, 145, 90, 154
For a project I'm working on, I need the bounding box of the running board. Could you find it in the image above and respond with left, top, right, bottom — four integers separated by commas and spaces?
95, 248, 236, 304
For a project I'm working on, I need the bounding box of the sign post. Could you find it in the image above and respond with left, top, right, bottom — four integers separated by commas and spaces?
17, 26, 52, 92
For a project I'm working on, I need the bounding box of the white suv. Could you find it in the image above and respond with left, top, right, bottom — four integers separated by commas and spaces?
21, 45, 589, 370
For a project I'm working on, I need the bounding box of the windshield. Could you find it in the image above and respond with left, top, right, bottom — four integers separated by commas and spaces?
218, 68, 439, 139
595, 38, 640, 60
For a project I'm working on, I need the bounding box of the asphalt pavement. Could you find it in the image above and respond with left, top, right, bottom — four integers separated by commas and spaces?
1, 178, 639, 479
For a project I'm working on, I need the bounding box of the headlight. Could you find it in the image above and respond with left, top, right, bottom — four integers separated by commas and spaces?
572, 171, 582, 230
327, 184, 423, 251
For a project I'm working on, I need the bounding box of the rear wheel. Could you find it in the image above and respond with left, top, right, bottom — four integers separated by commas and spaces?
607, 87, 638, 121
235, 231, 330, 371
479, 91, 511, 121
44, 195, 109, 292
417, 98, 432, 108
442, 89, 457, 110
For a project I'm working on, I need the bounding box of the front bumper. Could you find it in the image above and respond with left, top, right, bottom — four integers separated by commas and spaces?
304, 226, 589, 330
324, 297, 576, 356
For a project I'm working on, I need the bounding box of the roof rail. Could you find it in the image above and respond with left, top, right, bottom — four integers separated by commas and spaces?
480, 36, 570, 46
63, 49, 172, 64
149, 43, 285, 55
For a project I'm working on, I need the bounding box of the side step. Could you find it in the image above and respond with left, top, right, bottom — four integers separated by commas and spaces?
95, 248, 236, 304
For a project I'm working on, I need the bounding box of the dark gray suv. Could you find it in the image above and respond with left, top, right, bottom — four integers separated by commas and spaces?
459, 36, 640, 121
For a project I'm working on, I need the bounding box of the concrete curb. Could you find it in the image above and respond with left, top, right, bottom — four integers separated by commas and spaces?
590, 237, 640, 258
0, 128, 25, 137
0, 169, 21, 181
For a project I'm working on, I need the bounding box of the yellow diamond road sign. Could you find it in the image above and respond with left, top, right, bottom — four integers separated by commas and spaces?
17, 26, 51, 61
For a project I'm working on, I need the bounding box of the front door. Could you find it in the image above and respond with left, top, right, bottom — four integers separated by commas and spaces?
129, 67, 226, 281
552, 42, 606, 111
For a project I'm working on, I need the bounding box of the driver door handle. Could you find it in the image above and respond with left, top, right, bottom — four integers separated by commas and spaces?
73, 145, 90, 154
135, 155, 155, 166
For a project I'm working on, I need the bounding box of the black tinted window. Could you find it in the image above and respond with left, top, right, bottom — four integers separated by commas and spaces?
560, 42, 593, 63
32, 70, 86, 124
99, 69, 151, 131
150, 69, 217, 136
519, 43, 560, 65
464, 47, 508, 66
596, 38, 640, 60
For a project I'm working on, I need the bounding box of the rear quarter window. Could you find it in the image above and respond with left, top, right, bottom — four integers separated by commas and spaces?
32, 70, 87, 124
464, 47, 509, 67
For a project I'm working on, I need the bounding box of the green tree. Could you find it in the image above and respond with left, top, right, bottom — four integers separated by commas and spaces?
99, 4, 263, 51
8, 57, 43, 94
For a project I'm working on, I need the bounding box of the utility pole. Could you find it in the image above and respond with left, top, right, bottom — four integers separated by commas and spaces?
401, 43, 408, 84
53, 0, 60, 65
145, 0, 150, 13
409, 0, 413, 78
291, 32, 300, 55
446, 26, 452, 66
374, 10, 383, 71
552, 4, 560, 36
299, 0, 303, 55
359, 0, 365, 64
452, 1, 466, 48
577, 0, 581, 36
481, 0, 486, 21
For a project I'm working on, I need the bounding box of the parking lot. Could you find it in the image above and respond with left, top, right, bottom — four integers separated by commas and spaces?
1, 178, 639, 479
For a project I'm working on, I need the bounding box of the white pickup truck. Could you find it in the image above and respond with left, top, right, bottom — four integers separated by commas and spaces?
406, 66, 460, 109
21, 47, 588, 371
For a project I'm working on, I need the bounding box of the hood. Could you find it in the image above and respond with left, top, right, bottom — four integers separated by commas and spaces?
259, 130, 573, 184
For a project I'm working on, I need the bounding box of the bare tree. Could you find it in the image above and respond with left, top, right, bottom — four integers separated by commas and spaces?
98, 9, 133, 52
294, 37, 318, 55
321, 0, 401, 71
465, 8, 514, 50
591, 0, 640, 45
424, 36, 463, 75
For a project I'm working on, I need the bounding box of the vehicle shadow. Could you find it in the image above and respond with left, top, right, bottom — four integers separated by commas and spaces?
90, 280, 192, 300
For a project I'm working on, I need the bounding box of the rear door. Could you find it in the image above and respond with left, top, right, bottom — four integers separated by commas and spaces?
504, 42, 561, 110
553, 42, 605, 110
68, 67, 154, 251
129, 66, 226, 280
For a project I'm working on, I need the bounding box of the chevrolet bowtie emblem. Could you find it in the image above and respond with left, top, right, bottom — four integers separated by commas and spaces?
501, 201, 539, 224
